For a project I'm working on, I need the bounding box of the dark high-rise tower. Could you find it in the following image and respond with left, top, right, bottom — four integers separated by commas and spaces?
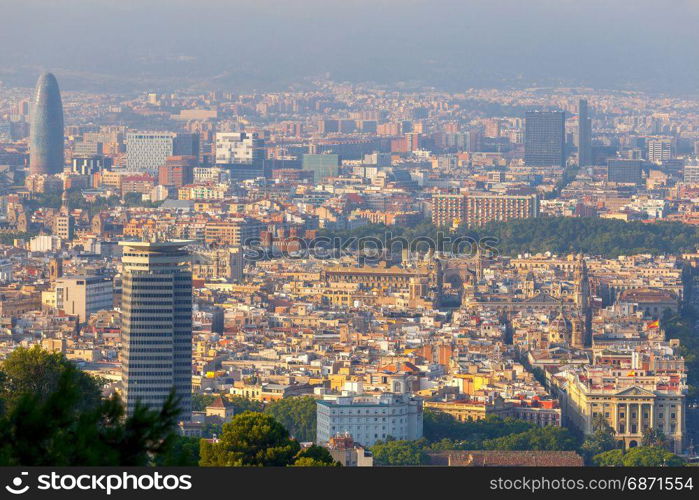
119, 241, 193, 419
524, 111, 565, 169
30, 72, 64, 175
578, 99, 592, 167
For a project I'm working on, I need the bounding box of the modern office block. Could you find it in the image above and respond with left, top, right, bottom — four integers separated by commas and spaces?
578, 100, 592, 167
302, 153, 340, 183
647, 138, 674, 164
126, 132, 199, 172
215, 132, 265, 165
607, 159, 644, 184
524, 111, 565, 168
119, 240, 193, 419
30, 72, 64, 175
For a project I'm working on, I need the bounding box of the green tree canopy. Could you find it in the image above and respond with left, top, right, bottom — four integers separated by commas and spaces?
594, 446, 684, 467
191, 393, 217, 412
199, 412, 301, 466
319, 217, 699, 259
593, 449, 625, 466
291, 444, 339, 467
482, 426, 579, 451
229, 395, 264, 414
154, 436, 201, 466
622, 446, 685, 467
370, 439, 428, 466
290, 457, 333, 467
0, 345, 101, 411
663, 308, 699, 400
0, 347, 182, 465
581, 414, 619, 462
641, 427, 669, 448
123, 192, 160, 208
192, 393, 264, 415
0, 231, 38, 245
423, 410, 534, 446
23, 191, 63, 211
264, 396, 317, 442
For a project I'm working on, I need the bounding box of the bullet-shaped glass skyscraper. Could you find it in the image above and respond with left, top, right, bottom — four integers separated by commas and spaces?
119, 241, 192, 419
30, 72, 64, 175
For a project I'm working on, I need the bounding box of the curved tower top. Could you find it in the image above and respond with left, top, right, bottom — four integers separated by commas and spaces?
29, 72, 64, 175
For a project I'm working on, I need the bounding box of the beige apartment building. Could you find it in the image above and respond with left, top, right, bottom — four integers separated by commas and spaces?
54, 275, 114, 323
432, 193, 538, 228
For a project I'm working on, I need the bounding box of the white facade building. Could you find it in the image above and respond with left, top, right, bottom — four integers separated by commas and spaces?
29, 234, 62, 253
647, 138, 674, 164
215, 132, 264, 165
316, 393, 423, 447
194, 166, 230, 184
683, 164, 699, 184
126, 132, 198, 172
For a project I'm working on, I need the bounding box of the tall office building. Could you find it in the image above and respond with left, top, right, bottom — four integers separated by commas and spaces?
126, 132, 199, 173
29, 72, 64, 175
215, 132, 265, 165
578, 100, 592, 167
302, 153, 340, 183
683, 164, 699, 184
607, 159, 644, 184
119, 241, 193, 419
215, 132, 266, 181
647, 138, 674, 164
524, 111, 565, 168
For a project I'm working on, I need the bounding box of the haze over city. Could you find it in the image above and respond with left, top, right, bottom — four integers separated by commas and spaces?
1, 0, 698, 94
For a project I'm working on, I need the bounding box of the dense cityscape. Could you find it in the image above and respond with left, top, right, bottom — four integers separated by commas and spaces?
1, 64, 699, 469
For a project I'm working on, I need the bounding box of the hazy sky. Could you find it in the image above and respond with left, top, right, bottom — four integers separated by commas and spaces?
1, 0, 698, 94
